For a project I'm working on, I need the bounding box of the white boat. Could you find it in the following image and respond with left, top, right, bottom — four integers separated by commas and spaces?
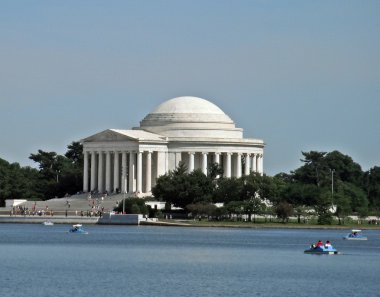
68, 224, 88, 234
343, 229, 367, 240
43, 220, 54, 226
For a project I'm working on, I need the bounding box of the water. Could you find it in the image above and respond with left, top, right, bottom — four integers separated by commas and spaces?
0, 224, 379, 297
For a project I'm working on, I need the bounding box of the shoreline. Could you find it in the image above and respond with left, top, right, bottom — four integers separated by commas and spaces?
141, 220, 380, 230
1, 215, 380, 230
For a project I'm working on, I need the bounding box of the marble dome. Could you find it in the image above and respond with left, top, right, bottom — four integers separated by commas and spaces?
139, 96, 242, 138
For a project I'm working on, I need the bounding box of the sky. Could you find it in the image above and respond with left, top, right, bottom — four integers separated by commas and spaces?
0, 0, 379, 176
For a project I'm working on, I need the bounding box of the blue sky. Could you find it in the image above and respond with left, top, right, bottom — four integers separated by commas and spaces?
0, 0, 379, 176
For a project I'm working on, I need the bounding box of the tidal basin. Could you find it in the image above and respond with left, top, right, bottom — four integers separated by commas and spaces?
0, 224, 379, 297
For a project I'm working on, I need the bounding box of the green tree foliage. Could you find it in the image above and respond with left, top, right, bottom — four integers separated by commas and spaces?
293, 151, 328, 186
324, 151, 363, 187
275, 201, 294, 223
244, 197, 265, 222
152, 162, 215, 209
337, 181, 368, 212
285, 150, 370, 217
293, 150, 363, 189
333, 191, 351, 224
315, 190, 333, 224
366, 166, 380, 209
0, 159, 43, 205
224, 201, 244, 219
186, 203, 219, 218
213, 177, 244, 203
29, 142, 83, 199
280, 182, 320, 207
114, 198, 148, 215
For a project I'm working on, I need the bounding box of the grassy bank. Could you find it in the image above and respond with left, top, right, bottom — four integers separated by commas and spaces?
160, 219, 380, 230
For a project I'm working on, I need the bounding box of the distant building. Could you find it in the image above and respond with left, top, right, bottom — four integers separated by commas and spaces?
81, 96, 264, 196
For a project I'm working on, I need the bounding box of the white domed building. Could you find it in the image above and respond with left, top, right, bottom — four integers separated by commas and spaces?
81, 96, 264, 196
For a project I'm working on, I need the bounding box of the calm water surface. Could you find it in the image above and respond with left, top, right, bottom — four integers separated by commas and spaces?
0, 224, 379, 297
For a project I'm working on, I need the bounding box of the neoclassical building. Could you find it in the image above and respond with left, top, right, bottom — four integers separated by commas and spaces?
81, 96, 264, 196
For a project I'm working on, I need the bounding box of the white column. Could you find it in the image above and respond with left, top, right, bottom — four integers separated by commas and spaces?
202, 152, 208, 175
225, 153, 231, 178
157, 151, 166, 177
90, 151, 97, 191
105, 151, 111, 193
236, 153, 242, 178
259, 154, 263, 175
98, 151, 104, 193
128, 152, 135, 193
122, 152, 127, 193
214, 152, 220, 165
145, 151, 152, 193
83, 151, 89, 192
113, 151, 120, 192
244, 153, 250, 176
251, 153, 257, 173
214, 152, 221, 178
256, 154, 260, 173
137, 151, 142, 194
188, 152, 195, 173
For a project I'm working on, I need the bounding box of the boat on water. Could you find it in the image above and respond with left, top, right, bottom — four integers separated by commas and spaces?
343, 229, 367, 240
68, 224, 88, 234
304, 241, 339, 255
43, 220, 54, 226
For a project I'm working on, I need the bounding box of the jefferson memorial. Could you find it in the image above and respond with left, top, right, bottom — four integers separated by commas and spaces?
81, 96, 265, 196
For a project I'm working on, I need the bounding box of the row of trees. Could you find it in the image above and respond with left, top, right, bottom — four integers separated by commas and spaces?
152, 151, 380, 224
0, 142, 83, 206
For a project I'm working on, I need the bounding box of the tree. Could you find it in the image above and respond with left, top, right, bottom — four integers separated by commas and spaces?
333, 191, 351, 225
0, 158, 42, 205
28, 143, 84, 199
65, 141, 83, 166
293, 151, 327, 187
152, 163, 214, 209
315, 190, 333, 224
114, 198, 148, 215
280, 183, 320, 207
186, 203, 218, 219
244, 197, 265, 223
225, 201, 245, 221
366, 166, 380, 209
324, 151, 363, 187
213, 177, 244, 203
275, 201, 294, 223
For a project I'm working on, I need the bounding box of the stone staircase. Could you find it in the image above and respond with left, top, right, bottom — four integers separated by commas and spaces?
17, 193, 132, 215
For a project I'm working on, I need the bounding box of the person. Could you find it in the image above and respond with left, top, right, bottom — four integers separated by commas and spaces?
325, 240, 331, 246
315, 240, 324, 247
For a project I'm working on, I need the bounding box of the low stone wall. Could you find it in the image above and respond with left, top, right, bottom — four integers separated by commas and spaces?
98, 213, 144, 225
0, 215, 99, 224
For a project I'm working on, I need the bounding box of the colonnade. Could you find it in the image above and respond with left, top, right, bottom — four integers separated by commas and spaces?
83, 150, 163, 195
83, 150, 263, 195
186, 152, 263, 177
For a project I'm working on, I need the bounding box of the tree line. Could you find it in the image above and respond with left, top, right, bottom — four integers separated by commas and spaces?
152, 151, 380, 224
0, 142, 83, 206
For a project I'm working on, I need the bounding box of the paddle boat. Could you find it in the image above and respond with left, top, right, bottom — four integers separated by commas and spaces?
42, 220, 54, 226
304, 241, 339, 255
68, 224, 88, 234
343, 229, 367, 240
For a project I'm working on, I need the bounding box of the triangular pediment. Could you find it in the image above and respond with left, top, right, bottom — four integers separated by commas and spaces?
82, 129, 135, 142
82, 129, 166, 143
